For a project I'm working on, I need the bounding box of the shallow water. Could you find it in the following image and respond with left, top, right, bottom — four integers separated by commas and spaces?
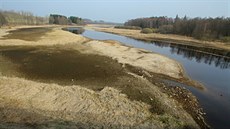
81, 29, 230, 129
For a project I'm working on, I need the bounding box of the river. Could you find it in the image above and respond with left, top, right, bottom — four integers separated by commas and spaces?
79, 29, 230, 129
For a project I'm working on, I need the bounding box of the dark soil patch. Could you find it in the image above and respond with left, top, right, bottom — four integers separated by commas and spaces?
0, 45, 167, 115
0, 46, 126, 89
2, 27, 52, 41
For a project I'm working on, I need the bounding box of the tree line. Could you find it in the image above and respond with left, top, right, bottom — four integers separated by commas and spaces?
49, 14, 84, 25
0, 10, 84, 27
124, 15, 230, 42
0, 10, 49, 26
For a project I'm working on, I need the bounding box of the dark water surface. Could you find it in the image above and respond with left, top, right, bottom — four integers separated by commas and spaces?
81, 29, 230, 129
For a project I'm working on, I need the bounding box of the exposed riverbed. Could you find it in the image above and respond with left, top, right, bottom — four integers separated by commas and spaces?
0, 27, 203, 128
0, 26, 229, 128
81, 29, 230, 129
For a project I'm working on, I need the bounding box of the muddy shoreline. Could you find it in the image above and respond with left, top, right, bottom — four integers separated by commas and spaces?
0, 26, 209, 128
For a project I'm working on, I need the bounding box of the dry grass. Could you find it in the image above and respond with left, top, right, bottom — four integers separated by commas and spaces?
0, 76, 199, 128
0, 26, 201, 128
83, 40, 184, 79
0, 26, 88, 46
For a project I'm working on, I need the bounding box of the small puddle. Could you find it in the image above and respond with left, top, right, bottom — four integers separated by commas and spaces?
62, 27, 85, 34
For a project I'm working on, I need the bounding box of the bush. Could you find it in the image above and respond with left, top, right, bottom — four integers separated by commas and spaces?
220, 36, 230, 43
158, 25, 174, 34
114, 26, 142, 30
151, 28, 159, 33
141, 28, 153, 34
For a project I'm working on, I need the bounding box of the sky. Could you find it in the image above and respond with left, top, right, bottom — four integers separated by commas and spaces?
0, 0, 229, 23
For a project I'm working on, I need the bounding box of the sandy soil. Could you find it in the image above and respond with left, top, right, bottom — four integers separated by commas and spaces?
82, 40, 183, 79
0, 26, 206, 128
88, 25, 230, 51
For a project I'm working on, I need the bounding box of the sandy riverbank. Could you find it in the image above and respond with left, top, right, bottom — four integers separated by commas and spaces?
87, 24, 230, 51
0, 26, 207, 128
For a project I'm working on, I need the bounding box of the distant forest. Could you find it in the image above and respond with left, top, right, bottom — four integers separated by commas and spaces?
0, 11, 84, 26
124, 16, 230, 42
0, 10, 49, 25
49, 14, 84, 25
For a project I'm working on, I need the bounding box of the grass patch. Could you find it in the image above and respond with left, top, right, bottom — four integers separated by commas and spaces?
141, 28, 153, 34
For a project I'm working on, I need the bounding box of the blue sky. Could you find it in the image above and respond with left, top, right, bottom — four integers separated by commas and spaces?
0, 0, 229, 23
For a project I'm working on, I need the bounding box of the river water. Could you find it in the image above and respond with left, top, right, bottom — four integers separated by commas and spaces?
79, 29, 230, 129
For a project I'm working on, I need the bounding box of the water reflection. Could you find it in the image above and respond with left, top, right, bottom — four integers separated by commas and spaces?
81, 29, 230, 129
151, 41, 230, 69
